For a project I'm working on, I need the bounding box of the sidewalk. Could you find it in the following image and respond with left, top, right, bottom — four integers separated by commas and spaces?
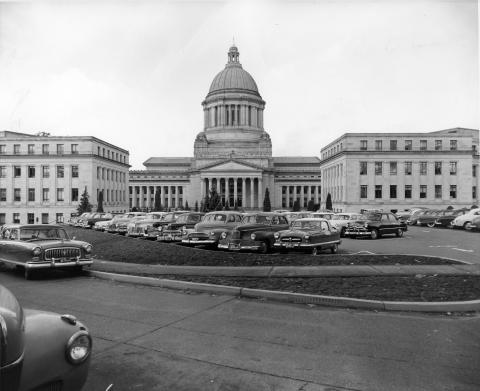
86, 260, 480, 313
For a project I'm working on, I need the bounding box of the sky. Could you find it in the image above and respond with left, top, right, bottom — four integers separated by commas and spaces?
0, 0, 478, 169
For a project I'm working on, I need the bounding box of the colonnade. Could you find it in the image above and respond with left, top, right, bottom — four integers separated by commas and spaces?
130, 185, 184, 210
201, 177, 263, 209
204, 104, 263, 129
281, 185, 321, 208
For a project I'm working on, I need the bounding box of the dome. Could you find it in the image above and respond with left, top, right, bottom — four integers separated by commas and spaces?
208, 46, 260, 95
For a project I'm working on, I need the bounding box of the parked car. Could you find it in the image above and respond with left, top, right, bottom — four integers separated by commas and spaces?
153, 211, 189, 240
273, 218, 341, 255
434, 208, 469, 228
469, 215, 480, 231
0, 284, 92, 390
330, 213, 363, 237
407, 209, 431, 226
93, 219, 111, 231
104, 214, 127, 233
159, 212, 205, 242
451, 208, 480, 229
218, 212, 289, 253
72, 212, 93, 227
344, 212, 405, 239
417, 210, 443, 227
282, 211, 312, 224
181, 211, 244, 247
0, 224, 93, 279
126, 212, 167, 238
310, 212, 336, 221
108, 212, 146, 234
80, 213, 114, 229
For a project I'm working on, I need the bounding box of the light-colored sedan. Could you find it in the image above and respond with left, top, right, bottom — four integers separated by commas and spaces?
330, 213, 363, 237
451, 208, 480, 229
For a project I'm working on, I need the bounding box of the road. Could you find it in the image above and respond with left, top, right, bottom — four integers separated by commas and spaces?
1, 270, 479, 391
340, 225, 480, 264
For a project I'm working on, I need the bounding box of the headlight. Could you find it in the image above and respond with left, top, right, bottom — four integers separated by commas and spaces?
182, 228, 187, 235
364, 222, 368, 228
158, 226, 163, 232
250, 233, 256, 240
221, 232, 227, 239
304, 235, 310, 240
32, 247, 41, 257
83, 244, 92, 253
66, 330, 92, 365
210, 231, 216, 237
274, 233, 279, 239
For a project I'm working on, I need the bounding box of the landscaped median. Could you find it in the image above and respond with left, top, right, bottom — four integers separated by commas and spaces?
66, 227, 480, 311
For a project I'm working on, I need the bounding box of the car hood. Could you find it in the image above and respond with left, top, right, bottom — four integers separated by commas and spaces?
235, 223, 269, 232
278, 229, 314, 238
194, 223, 231, 232
19, 239, 89, 249
0, 285, 25, 367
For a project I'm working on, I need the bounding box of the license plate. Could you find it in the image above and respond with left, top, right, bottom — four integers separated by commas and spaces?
229, 244, 240, 249
191, 237, 198, 241
286, 243, 295, 248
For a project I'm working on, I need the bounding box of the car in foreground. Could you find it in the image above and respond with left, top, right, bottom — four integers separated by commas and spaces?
451, 208, 480, 229
344, 212, 405, 239
330, 213, 363, 237
273, 218, 341, 255
218, 212, 289, 253
0, 224, 93, 279
159, 212, 204, 242
182, 211, 243, 247
0, 284, 92, 391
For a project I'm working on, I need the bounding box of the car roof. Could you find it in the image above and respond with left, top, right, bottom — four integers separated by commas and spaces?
294, 218, 329, 222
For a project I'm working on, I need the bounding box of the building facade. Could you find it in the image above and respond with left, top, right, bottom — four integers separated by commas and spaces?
129, 45, 321, 210
0, 131, 130, 224
320, 128, 479, 212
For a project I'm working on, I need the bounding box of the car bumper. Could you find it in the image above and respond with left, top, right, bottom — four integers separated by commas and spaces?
181, 238, 216, 245
25, 259, 93, 269
273, 240, 340, 249
218, 239, 263, 251
158, 233, 184, 242
344, 230, 371, 236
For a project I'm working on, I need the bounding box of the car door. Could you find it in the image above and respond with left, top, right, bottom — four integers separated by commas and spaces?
380, 214, 391, 234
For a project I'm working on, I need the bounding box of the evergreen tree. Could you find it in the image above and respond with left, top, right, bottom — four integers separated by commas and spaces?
194, 201, 199, 212
185, 201, 190, 211
292, 199, 300, 212
208, 186, 221, 211
215, 199, 224, 211
200, 200, 205, 212
96, 190, 104, 213
326, 193, 333, 211
225, 200, 230, 211
263, 188, 271, 212
154, 190, 161, 211
234, 199, 239, 211
306, 199, 315, 211
77, 187, 92, 214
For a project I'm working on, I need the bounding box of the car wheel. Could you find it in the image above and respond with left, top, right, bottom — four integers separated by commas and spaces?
370, 229, 379, 240
258, 241, 269, 254
396, 228, 404, 237
330, 243, 338, 254
311, 247, 318, 256
426, 222, 435, 228
464, 222, 473, 231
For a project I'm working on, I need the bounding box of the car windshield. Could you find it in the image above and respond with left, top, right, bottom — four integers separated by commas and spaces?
20, 227, 69, 241
292, 220, 323, 230
243, 215, 272, 224
360, 213, 381, 221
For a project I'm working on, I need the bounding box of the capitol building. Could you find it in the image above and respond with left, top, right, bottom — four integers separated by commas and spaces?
129, 45, 322, 210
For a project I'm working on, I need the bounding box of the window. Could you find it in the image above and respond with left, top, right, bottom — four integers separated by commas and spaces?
97, 167, 100, 179
13, 213, 20, 224
56, 165, 64, 178
28, 166, 36, 178
28, 188, 35, 202
13, 144, 20, 154
42, 144, 49, 154
420, 185, 427, 199
0, 213, 5, 225
56, 188, 64, 202
405, 140, 412, 150
56, 213, 63, 223
42, 188, 49, 202
390, 162, 397, 175
72, 165, 79, 178
473, 186, 477, 199
57, 144, 64, 155
450, 161, 457, 175
28, 144, 34, 154
360, 162, 367, 175
14, 166, 21, 177
435, 162, 442, 175
375, 162, 382, 175
0, 188, 6, 202
450, 140, 457, 151
42, 213, 49, 224
435, 185, 442, 199
0, 166, 6, 178
390, 185, 397, 199
14, 188, 21, 202
435, 140, 442, 151
0, 145, 5, 154
420, 140, 427, 151
390, 140, 397, 151
375, 185, 382, 199
473, 165, 477, 178
27, 213, 34, 224
405, 185, 412, 199
360, 140, 368, 150
420, 161, 427, 175
72, 188, 79, 202
450, 185, 457, 199
404, 162, 412, 175
360, 185, 368, 199
42, 165, 50, 178
71, 144, 78, 154
98, 146, 101, 155
375, 140, 382, 151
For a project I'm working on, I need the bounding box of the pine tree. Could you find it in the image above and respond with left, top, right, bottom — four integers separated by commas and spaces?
208, 186, 221, 211
77, 187, 92, 214
263, 188, 271, 212
234, 199, 239, 211
306, 199, 315, 211
225, 200, 230, 211
194, 201, 199, 212
200, 200, 205, 212
185, 201, 190, 211
326, 193, 333, 211
292, 199, 300, 212
96, 190, 104, 213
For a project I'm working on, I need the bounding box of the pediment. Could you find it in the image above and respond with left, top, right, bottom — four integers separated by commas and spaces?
201, 159, 262, 173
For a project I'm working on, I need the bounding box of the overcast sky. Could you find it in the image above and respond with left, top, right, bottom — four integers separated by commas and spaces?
0, 0, 478, 169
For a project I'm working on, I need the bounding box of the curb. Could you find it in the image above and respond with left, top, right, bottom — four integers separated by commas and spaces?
87, 270, 480, 313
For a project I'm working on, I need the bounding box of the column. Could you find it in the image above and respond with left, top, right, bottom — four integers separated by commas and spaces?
233, 177, 238, 205
146, 186, 151, 210
175, 186, 180, 208
139, 186, 144, 209
314, 185, 319, 205
201, 178, 205, 200
300, 185, 304, 208
168, 186, 172, 209
242, 178, 246, 208
160, 185, 164, 208
258, 177, 263, 209
225, 177, 229, 205
250, 178, 255, 209
131, 186, 137, 208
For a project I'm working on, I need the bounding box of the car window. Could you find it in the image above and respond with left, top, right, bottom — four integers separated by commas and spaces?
278, 216, 288, 225
214, 214, 226, 222
320, 221, 329, 232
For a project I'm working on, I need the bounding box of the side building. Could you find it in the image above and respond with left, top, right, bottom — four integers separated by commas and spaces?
0, 130, 130, 224
320, 128, 479, 212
